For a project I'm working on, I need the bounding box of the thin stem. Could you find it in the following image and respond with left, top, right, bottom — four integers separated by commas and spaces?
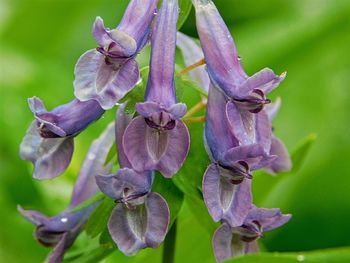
179, 58, 206, 76
184, 100, 207, 118
162, 219, 177, 263
183, 116, 206, 124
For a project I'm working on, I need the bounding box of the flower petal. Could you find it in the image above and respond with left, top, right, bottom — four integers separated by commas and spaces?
212, 223, 233, 262
247, 207, 292, 232
20, 121, 74, 180
74, 50, 140, 110
265, 136, 292, 174
95, 168, 153, 201
265, 97, 281, 121
70, 122, 115, 207
176, 32, 209, 92
238, 68, 286, 97
116, 104, 133, 168
202, 164, 252, 226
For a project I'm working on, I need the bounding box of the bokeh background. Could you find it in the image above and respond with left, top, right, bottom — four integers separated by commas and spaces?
1, 0, 350, 262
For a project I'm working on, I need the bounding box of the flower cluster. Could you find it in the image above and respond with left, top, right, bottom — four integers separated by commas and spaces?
19, 0, 292, 262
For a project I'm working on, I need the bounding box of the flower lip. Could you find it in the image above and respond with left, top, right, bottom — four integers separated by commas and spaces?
234, 89, 271, 113
35, 225, 64, 247
144, 112, 176, 131
218, 160, 252, 184
237, 220, 263, 242
115, 188, 149, 207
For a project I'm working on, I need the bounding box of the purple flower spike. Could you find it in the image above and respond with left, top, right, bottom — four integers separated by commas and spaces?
28, 97, 104, 138
108, 192, 169, 256
123, 0, 190, 178
20, 121, 74, 180
212, 206, 291, 262
19, 123, 115, 262
192, 0, 285, 113
74, 0, 159, 109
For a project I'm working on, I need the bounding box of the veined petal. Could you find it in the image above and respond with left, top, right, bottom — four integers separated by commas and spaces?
212, 223, 233, 262
70, 122, 115, 207
265, 97, 282, 121
223, 144, 267, 169
74, 49, 140, 109
117, 0, 159, 48
193, 0, 247, 97
265, 136, 292, 174
145, 0, 178, 106
20, 121, 74, 180
202, 164, 252, 226
108, 192, 169, 256
176, 32, 209, 92
95, 168, 153, 201
123, 116, 190, 177
238, 68, 286, 97
116, 104, 133, 168
136, 102, 187, 120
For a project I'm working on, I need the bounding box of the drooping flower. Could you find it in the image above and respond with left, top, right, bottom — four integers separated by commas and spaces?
20, 97, 105, 179
203, 84, 275, 227
95, 105, 169, 255
19, 123, 115, 263
192, 0, 285, 113
123, 0, 190, 178
212, 206, 291, 262
74, 0, 159, 109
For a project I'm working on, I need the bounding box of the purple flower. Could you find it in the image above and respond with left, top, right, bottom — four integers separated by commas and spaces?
74, 0, 159, 109
192, 0, 285, 113
203, 84, 276, 226
123, 0, 190, 178
19, 97, 104, 179
19, 123, 115, 262
212, 206, 291, 262
96, 105, 169, 255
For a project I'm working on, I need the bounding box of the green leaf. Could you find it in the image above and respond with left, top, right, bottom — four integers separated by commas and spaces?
70, 192, 105, 213
175, 72, 208, 98
177, 0, 192, 30
152, 173, 184, 226
85, 197, 115, 238
224, 247, 350, 263
65, 245, 114, 263
290, 133, 317, 173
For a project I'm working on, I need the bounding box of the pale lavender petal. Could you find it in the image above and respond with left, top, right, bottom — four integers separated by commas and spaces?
136, 102, 187, 120
92, 16, 113, 48
168, 103, 187, 119
238, 68, 286, 96
70, 122, 115, 207
123, 117, 190, 177
245, 241, 259, 254
255, 111, 272, 153
205, 84, 238, 161
145, 0, 178, 106
20, 121, 74, 180
117, 0, 159, 48
108, 192, 169, 256
144, 192, 170, 247
223, 144, 267, 169
264, 97, 281, 121
18, 205, 50, 226
74, 50, 140, 110
212, 223, 233, 262
193, 0, 247, 97
95, 168, 152, 201
116, 104, 133, 168
266, 136, 292, 174
247, 207, 292, 232
202, 164, 252, 226
176, 32, 209, 92
28, 97, 105, 138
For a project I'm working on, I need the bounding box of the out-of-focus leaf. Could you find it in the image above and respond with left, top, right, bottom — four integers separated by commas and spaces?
177, 0, 192, 30
290, 133, 317, 173
175, 72, 208, 98
85, 197, 115, 238
225, 247, 350, 263
65, 245, 114, 263
152, 173, 184, 226
70, 192, 105, 213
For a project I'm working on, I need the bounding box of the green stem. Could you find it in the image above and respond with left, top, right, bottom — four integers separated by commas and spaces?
162, 219, 177, 263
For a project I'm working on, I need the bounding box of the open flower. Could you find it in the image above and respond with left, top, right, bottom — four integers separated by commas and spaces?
74, 0, 159, 109
19, 97, 104, 179
192, 0, 285, 113
123, 0, 190, 178
19, 123, 115, 262
96, 105, 169, 255
212, 206, 291, 262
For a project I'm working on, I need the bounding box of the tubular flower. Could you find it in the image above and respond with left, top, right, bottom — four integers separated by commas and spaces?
18, 123, 115, 263
96, 105, 170, 255
19, 97, 104, 179
203, 84, 276, 227
212, 206, 291, 262
74, 0, 159, 109
192, 0, 285, 113
123, 0, 190, 178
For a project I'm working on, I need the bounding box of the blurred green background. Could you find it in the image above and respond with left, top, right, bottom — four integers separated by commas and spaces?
1, 0, 350, 262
